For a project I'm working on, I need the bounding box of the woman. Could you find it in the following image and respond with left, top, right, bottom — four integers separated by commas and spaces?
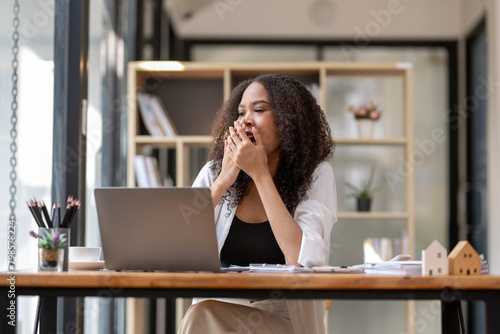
178, 74, 337, 334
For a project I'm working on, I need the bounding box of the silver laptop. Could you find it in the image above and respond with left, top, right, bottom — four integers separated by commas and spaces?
94, 187, 221, 272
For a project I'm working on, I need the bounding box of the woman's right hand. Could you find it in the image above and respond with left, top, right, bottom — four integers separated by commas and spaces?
219, 138, 241, 187
210, 138, 240, 207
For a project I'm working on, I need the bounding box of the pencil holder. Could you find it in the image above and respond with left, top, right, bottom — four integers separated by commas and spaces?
37, 228, 70, 272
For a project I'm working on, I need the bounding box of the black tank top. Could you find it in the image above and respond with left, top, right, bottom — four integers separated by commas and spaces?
220, 216, 286, 267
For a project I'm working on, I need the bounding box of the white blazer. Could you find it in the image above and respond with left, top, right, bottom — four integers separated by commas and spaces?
192, 161, 338, 334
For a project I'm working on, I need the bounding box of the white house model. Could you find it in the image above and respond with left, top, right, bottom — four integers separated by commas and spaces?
448, 240, 482, 275
421, 239, 448, 276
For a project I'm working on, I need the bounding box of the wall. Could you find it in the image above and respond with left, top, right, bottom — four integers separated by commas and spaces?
461, 0, 486, 33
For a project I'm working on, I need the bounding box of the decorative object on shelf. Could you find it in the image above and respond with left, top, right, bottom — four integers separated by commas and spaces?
31, 228, 69, 272
345, 165, 381, 212
348, 102, 382, 138
356, 119, 374, 139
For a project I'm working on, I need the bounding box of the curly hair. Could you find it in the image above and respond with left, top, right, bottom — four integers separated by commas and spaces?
208, 73, 335, 215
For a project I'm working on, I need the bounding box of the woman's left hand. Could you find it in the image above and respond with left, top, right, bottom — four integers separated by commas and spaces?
226, 120, 269, 179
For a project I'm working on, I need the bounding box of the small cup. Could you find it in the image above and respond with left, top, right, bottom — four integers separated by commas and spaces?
69, 247, 101, 262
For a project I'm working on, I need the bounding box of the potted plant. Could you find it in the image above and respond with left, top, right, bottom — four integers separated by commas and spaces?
347, 102, 382, 138
31, 229, 68, 271
345, 166, 382, 211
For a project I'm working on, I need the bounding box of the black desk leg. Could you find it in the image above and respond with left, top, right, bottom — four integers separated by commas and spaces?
40, 297, 58, 333
485, 298, 500, 334
442, 301, 461, 334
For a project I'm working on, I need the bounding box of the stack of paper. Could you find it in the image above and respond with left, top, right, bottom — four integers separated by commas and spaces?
223, 264, 313, 273
480, 254, 489, 274
363, 261, 422, 276
222, 264, 365, 273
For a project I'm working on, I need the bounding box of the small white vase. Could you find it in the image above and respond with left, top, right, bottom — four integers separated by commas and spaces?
357, 119, 374, 138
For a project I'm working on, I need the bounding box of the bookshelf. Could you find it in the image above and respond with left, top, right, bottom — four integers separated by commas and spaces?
127, 61, 415, 332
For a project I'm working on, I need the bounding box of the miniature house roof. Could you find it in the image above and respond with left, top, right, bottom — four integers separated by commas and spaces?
448, 240, 478, 259
423, 239, 446, 252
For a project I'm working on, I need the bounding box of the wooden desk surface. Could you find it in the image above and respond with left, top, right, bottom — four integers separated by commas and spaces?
2, 271, 500, 291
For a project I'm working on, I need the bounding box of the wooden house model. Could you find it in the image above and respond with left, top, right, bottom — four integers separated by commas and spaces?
447, 240, 481, 275
421, 239, 448, 276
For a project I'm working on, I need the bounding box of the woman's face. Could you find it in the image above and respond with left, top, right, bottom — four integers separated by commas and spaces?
237, 82, 280, 158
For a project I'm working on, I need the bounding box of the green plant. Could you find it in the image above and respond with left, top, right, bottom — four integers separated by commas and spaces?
345, 166, 382, 199
30, 229, 67, 251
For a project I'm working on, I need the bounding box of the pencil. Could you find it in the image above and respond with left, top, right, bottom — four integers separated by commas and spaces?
40, 201, 53, 228
58, 203, 61, 228
61, 203, 71, 228
67, 200, 80, 227
27, 201, 43, 227
51, 204, 56, 223
27, 201, 44, 228
32, 200, 46, 228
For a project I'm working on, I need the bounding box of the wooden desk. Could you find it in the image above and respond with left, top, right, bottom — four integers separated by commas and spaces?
1, 271, 500, 333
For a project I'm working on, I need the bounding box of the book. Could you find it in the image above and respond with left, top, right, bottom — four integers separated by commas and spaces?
135, 155, 163, 187
148, 94, 178, 137
144, 156, 162, 187
137, 93, 165, 136
134, 155, 150, 187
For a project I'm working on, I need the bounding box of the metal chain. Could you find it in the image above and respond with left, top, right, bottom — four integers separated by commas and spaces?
10, 0, 20, 222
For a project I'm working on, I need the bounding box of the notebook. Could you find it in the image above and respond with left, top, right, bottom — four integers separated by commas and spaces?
94, 187, 221, 272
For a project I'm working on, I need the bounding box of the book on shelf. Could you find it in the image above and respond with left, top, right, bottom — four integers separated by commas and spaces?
134, 155, 163, 187
144, 156, 161, 187
134, 155, 150, 187
137, 93, 165, 137
137, 92, 178, 137
148, 94, 178, 137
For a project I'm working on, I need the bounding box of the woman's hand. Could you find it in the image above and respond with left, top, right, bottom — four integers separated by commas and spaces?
210, 138, 240, 207
219, 138, 241, 186
227, 120, 269, 180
